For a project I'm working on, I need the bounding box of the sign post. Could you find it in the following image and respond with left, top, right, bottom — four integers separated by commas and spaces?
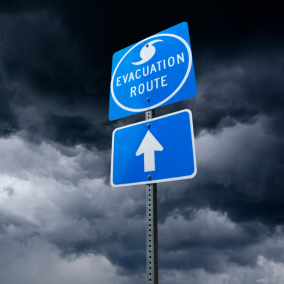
146, 183, 158, 284
145, 110, 158, 284
111, 109, 196, 283
109, 22, 198, 283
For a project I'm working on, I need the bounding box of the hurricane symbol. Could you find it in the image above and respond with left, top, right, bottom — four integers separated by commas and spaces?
132, 39, 163, 65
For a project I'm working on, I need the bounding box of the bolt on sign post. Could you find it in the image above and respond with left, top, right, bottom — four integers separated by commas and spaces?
109, 22, 197, 284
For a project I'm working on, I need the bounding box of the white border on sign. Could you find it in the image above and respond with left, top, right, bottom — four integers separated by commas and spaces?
110, 34, 192, 112
110, 109, 197, 187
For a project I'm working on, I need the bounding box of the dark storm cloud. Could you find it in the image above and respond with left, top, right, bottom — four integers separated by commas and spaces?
0, 9, 112, 148
195, 52, 284, 136
19, 111, 113, 150
0, 1, 283, 283
0, 10, 109, 114
0, 76, 19, 136
0, 0, 282, 146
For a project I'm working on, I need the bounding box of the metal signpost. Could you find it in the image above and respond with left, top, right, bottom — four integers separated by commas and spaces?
109, 22, 197, 283
145, 110, 158, 284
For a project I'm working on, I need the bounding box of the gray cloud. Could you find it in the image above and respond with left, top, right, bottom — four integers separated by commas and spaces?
0, 1, 283, 283
0, 117, 284, 283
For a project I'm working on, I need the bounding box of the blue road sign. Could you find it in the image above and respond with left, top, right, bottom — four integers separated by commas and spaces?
111, 110, 197, 187
109, 22, 197, 121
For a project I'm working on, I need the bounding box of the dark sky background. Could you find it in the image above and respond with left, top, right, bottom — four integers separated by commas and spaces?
0, 1, 284, 283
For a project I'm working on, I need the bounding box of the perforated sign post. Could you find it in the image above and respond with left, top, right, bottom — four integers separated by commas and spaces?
109, 22, 197, 284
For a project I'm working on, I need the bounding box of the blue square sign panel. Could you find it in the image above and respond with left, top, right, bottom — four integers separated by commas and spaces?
111, 110, 197, 187
109, 22, 197, 121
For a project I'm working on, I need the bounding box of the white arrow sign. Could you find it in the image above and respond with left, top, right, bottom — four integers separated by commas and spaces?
136, 131, 163, 172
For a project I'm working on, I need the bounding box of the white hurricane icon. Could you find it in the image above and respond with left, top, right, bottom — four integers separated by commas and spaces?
132, 39, 163, 65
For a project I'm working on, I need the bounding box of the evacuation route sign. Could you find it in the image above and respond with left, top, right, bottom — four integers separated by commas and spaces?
111, 109, 197, 187
109, 22, 197, 121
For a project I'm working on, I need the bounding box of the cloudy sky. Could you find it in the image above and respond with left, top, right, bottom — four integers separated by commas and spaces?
0, 1, 284, 283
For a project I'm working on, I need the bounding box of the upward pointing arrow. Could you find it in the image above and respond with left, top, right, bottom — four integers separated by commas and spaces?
136, 130, 163, 172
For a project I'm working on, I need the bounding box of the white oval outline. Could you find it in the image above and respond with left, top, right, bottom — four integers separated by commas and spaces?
111, 33, 192, 112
